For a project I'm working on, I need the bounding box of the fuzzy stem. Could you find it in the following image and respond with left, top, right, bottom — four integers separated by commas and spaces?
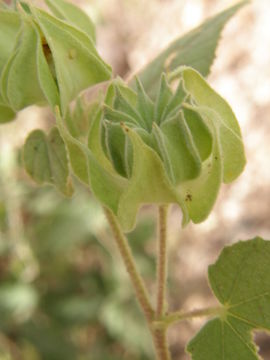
153, 204, 171, 360
154, 306, 224, 330
103, 207, 154, 321
152, 329, 171, 360
156, 204, 169, 317
104, 207, 173, 360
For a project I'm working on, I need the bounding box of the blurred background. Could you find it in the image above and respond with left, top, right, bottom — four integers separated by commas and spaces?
0, 0, 270, 359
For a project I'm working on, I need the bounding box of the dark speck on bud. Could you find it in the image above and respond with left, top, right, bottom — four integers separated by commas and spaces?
68, 48, 77, 60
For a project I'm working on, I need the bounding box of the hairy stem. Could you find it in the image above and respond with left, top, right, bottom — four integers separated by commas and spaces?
103, 207, 154, 321
153, 329, 171, 360
156, 204, 169, 317
104, 207, 173, 360
154, 306, 224, 329
154, 205, 171, 360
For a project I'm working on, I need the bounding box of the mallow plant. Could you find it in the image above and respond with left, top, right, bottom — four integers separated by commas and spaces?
1, 0, 269, 359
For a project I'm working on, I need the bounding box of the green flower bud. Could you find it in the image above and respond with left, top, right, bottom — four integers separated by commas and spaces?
93, 68, 246, 230
54, 67, 246, 232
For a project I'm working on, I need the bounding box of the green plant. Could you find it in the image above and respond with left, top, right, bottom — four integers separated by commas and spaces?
1, 0, 269, 359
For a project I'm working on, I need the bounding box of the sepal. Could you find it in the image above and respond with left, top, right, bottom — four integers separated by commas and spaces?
23, 126, 74, 196
45, 0, 96, 42
32, 7, 112, 113
181, 67, 246, 183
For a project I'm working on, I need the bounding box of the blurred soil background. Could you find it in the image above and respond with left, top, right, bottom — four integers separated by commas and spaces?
0, 0, 270, 359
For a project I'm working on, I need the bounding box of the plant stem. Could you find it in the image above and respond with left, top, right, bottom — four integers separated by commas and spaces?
104, 207, 173, 360
152, 329, 171, 360
103, 207, 154, 321
156, 204, 169, 317
154, 204, 171, 360
154, 306, 224, 329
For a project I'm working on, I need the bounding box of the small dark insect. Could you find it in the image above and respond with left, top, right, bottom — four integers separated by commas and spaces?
185, 193, 192, 202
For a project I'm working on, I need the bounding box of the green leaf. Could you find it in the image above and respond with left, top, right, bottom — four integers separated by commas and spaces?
0, 100, 16, 123
181, 67, 246, 183
117, 127, 188, 231
187, 237, 270, 360
1, 43, 17, 104
36, 25, 60, 109
0, 9, 21, 75
2, 21, 46, 110
23, 127, 73, 196
0, 9, 22, 115
45, 0, 96, 42
33, 7, 111, 113
131, 1, 249, 97
1, 19, 59, 111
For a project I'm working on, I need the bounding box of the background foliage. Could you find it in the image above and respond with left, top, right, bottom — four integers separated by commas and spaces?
0, 156, 156, 359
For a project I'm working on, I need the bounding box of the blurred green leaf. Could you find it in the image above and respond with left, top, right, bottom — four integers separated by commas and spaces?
101, 297, 152, 357
0, 283, 38, 328
21, 322, 76, 360
0, 156, 156, 359
131, 1, 249, 97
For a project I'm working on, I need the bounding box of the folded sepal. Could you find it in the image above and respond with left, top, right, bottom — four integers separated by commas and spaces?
32, 7, 111, 113
23, 127, 73, 196
1, 19, 59, 111
45, 0, 96, 42
181, 67, 246, 183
